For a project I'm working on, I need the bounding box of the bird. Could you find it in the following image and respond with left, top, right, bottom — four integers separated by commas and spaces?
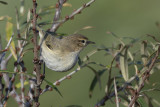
40, 33, 95, 72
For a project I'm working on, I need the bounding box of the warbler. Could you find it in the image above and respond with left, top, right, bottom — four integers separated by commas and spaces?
39, 33, 95, 72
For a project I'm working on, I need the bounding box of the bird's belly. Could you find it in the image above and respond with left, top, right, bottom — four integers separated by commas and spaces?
42, 49, 79, 72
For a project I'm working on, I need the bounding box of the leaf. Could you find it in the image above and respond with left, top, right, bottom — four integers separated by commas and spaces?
78, 57, 82, 66
120, 46, 129, 81
107, 32, 124, 45
0, 70, 15, 74
6, 21, 17, 60
128, 51, 138, 73
44, 79, 62, 97
74, 26, 94, 34
108, 76, 122, 91
16, 81, 29, 88
20, 0, 25, 14
89, 69, 106, 98
109, 32, 139, 73
141, 41, 148, 65
27, 9, 31, 22
114, 77, 119, 107
38, 21, 52, 26
0, 1, 8, 5
63, 3, 72, 7
0, 16, 6, 21
137, 97, 147, 107
119, 94, 130, 103
82, 26, 93, 30
143, 93, 154, 107
87, 66, 101, 89
152, 99, 160, 106
0, 16, 12, 21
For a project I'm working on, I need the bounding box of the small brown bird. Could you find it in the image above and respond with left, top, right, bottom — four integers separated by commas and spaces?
40, 33, 94, 72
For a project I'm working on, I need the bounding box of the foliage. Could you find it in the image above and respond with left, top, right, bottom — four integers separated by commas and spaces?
0, 0, 160, 107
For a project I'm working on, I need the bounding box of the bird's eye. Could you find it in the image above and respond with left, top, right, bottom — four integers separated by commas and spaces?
46, 44, 52, 50
81, 40, 85, 43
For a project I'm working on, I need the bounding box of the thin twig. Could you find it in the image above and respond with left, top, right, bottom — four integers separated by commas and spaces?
106, 46, 126, 95
0, 34, 14, 64
1, 59, 22, 106
50, 0, 66, 32
114, 77, 119, 107
53, 48, 107, 86
95, 75, 139, 107
50, 0, 96, 32
53, 66, 82, 86
5, 53, 12, 63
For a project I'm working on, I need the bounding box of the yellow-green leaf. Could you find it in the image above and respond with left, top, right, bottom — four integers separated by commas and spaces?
16, 81, 29, 88
6, 21, 17, 60
63, 3, 72, 7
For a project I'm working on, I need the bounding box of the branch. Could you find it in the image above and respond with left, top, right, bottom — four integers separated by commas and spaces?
50, 0, 66, 32
0, 34, 13, 64
1, 59, 22, 106
5, 53, 12, 63
50, 0, 96, 32
53, 66, 81, 86
32, 0, 41, 106
128, 46, 160, 107
95, 75, 139, 107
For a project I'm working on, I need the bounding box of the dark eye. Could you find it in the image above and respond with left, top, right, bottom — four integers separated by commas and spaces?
46, 44, 52, 50
81, 40, 85, 43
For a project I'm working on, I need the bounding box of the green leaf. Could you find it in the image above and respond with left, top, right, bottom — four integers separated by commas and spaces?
38, 21, 52, 26
141, 41, 148, 65
87, 66, 101, 89
108, 32, 124, 45
143, 93, 154, 107
89, 69, 106, 98
137, 97, 147, 107
78, 57, 82, 66
152, 99, 160, 106
119, 94, 130, 103
0, 70, 15, 74
16, 81, 29, 88
120, 46, 129, 81
44, 79, 62, 97
0, 1, 8, 5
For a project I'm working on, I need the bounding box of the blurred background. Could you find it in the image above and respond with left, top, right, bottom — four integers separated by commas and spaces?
1, 0, 160, 106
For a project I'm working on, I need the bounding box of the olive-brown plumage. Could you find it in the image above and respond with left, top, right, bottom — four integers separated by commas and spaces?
40, 33, 94, 72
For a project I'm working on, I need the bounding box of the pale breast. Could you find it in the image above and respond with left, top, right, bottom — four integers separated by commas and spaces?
41, 43, 80, 72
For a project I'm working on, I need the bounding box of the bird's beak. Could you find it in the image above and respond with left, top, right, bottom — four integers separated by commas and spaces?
87, 41, 95, 44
